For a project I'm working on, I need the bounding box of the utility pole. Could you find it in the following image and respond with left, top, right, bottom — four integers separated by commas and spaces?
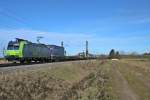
86, 40, 89, 57
61, 41, 64, 47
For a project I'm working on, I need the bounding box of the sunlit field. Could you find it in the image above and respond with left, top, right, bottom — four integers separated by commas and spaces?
0, 59, 149, 100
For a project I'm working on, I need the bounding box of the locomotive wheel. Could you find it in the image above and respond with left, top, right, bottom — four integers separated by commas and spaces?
26, 59, 31, 63
20, 60, 25, 64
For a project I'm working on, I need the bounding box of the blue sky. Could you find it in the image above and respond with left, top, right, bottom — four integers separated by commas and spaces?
0, 0, 150, 56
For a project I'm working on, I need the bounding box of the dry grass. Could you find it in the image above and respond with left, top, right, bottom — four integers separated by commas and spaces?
0, 60, 111, 100
0, 59, 7, 64
1, 59, 149, 100
0, 72, 70, 100
61, 68, 111, 100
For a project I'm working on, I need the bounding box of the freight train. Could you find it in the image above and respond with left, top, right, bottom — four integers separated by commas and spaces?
4, 38, 65, 63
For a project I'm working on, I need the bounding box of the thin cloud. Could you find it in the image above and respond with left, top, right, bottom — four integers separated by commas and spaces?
133, 17, 150, 24
0, 28, 149, 45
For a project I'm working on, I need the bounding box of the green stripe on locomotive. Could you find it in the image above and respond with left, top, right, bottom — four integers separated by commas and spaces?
5, 41, 27, 58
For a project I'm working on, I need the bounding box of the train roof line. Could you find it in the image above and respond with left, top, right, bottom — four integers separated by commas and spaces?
16, 38, 31, 43
15, 38, 63, 47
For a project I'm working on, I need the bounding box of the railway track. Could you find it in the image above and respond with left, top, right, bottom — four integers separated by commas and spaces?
0, 58, 95, 68
0, 62, 49, 68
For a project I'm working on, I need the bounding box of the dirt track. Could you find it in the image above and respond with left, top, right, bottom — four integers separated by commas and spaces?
109, 60, 150, 100
111, 62, 140, 100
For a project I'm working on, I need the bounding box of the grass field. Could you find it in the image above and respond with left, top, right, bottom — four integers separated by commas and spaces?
0, 59, 150, 100
0, 58, 7, 64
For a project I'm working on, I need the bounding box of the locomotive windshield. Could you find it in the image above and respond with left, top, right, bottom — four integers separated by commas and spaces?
7, 45, 19, 50
7, 40, 20, 50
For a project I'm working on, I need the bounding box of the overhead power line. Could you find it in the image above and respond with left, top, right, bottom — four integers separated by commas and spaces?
0, 7, 31, 28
